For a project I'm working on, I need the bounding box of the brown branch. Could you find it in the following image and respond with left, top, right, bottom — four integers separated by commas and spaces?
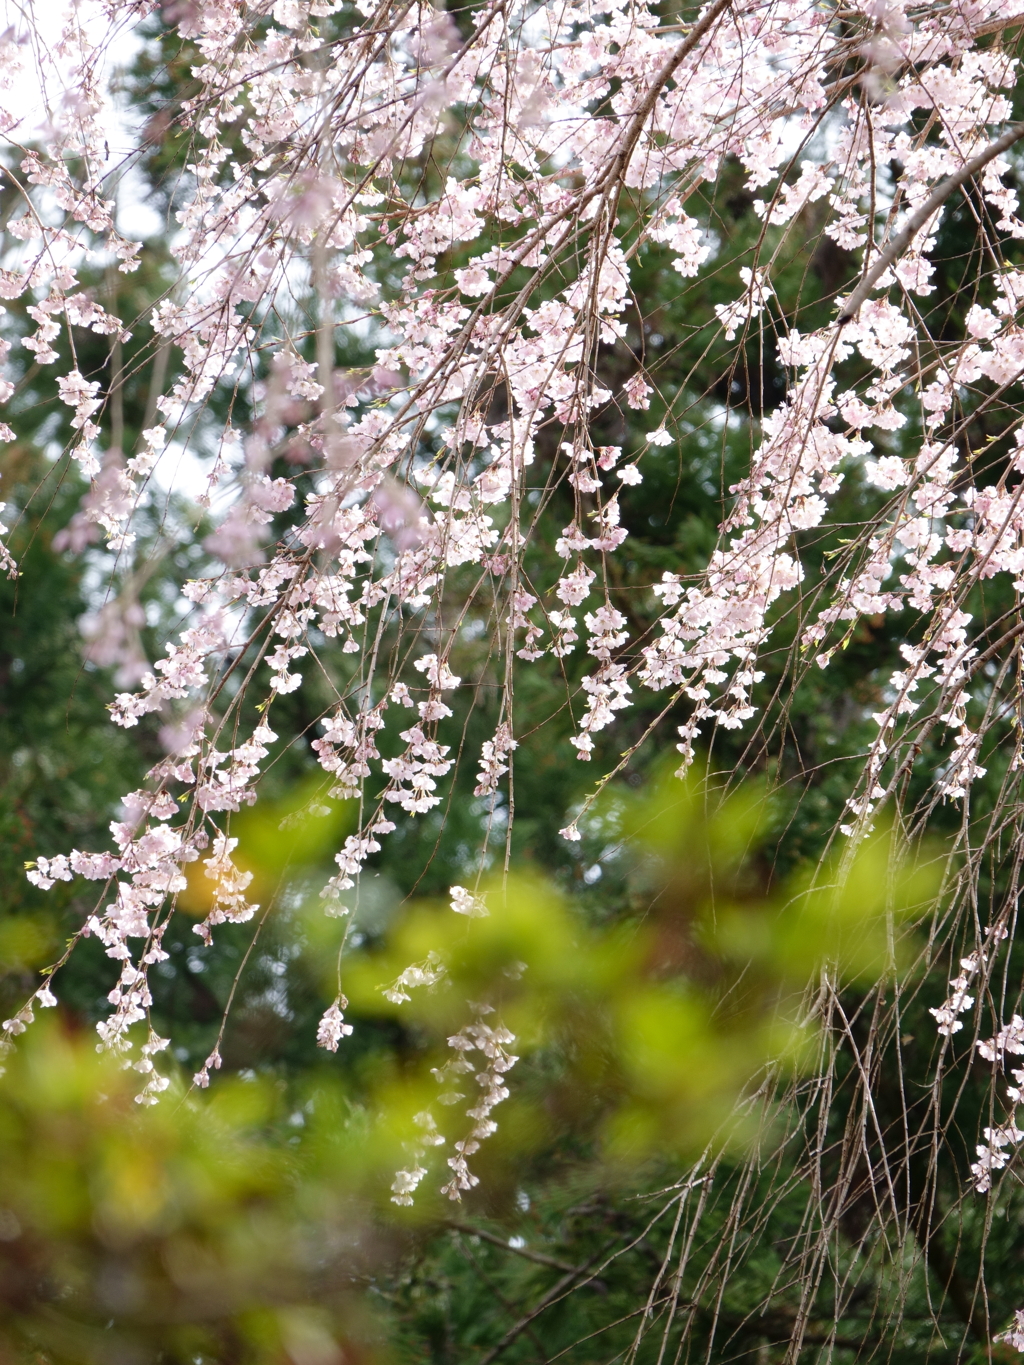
475, 1248, 609, 1365
445, 1222, 583, 1276
839, 120, 1024, 323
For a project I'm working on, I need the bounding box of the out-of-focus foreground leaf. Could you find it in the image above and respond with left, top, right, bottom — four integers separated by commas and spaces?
0, 773, 940, 1364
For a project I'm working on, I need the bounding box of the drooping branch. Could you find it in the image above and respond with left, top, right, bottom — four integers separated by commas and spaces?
838, 120, 1024, 323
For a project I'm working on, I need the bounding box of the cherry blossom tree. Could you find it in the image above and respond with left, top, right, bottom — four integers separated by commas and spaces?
7, 0, 1024, 1349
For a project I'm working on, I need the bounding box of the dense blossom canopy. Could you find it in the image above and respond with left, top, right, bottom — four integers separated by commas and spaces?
8, 0, 1024, 1319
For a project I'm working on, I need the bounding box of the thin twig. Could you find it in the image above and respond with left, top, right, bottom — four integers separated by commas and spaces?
445, 1222, 583, 1275
839, 121, 1024, 322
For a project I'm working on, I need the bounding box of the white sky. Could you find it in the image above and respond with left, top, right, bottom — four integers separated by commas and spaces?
1, 0, 163, 237
0, 0, 206, 503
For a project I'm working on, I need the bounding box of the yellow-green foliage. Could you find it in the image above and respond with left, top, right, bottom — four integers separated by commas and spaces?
347, 768, 937, 1167
0, 773, 939, 1363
